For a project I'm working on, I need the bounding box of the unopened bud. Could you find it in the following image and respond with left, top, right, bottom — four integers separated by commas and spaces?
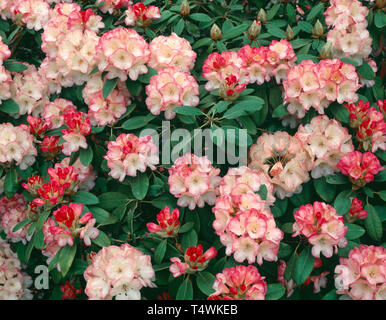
312, 20, 324, 38
248, 20, 261, 41
257, 9, 267, 23
180, 0, 190, 16
285, 25, 294, 41
210, 23, 222, 41
320, 41, 333, 59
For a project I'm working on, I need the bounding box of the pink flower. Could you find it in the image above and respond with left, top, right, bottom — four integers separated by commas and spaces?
347, 198, 367, 221
96, 0, 132, 14
125, 3, 161, 28
146, 206, 180, 238
80, 218, 99, 246
13, 0, 50, 31
169, 258, 189, 278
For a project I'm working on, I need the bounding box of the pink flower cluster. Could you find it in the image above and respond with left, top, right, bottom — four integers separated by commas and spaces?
84, 244, 155, 300
345, 100, 386, 153
0, 194, 30, 243
325, 0, 372, 63
43, 98, 76, 129
293, 201, 348, 258
283, 59, 361, 119
0, 240, 33, 300
336, 151, 384, 188
96, 0, 132, 14
13, 0, 50, 31
202, 40, 296, 99
295, 115, 354, 178
334, 245, 386, 300
0, 36, 11, 104
59, 157, 97, 192
96, 27, 150, 81
146, 206, 180, 238
346, 197, 367, 222
209, 265, 267, 300
169, 244, 217, 278
0, 123, 37, 170
248, 131, 314, 199
40, 3, 104, 91
148, 33, 196, 72
104, 133, 159, 182
213, 190, 283, 265
168, 153, 221, 210
125, 3, 161, 28
83, 73, 131, 126
0, 36, 10, 65
145, 66, 199, 119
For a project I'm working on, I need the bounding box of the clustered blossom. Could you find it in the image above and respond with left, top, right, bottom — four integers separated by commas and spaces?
0, 36, 10, 65
40, 3, 104, 91
0, 123, 37, 170
336, 151, 384, 188
248, 131, 314, 199
293, 201, 348, 258
209, 265, 267, 300
0, 37, 11, 104
43, 98, 76, 129
325, 0, 372, 63
212, 189, 283, 265
61, 108, 91, 156
202, 40, 296, 100
59, 157, 97, 192
96, 27, 150, 81
345, 100, 386, 153
13, 0, 50, 31
346, 197, 367, 222
96, 0, 132, 14
168, 153, 221, 210
218, 166, 275, 207
148, 33, 196, 72
84, 244, 156, 300
104, 133, 159, 182
283, 59, 361, 119
0, 240, 33, 300
334, 245, 386, 300
169, 244, 217, 278
60, 281, 82, 300
295, 115, 354, 178
0, 194, 30, 243
145, 66, 199, 119
83, 73, 131, 126
10, 63, 49, 117
146, 206, 180, 238
125, 3, 161, 28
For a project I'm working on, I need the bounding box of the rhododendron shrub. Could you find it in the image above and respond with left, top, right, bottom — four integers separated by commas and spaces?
0, 0, 383, 302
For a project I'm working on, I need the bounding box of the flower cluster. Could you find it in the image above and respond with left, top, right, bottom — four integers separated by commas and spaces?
104, 133, 158, 182
168, 153, 221, 210
83, 244, 155, 300
0, 194, 30, 243
59, 157, 97, 192
283, 59, 361, 119
169, 244, 217, 278
295, 115, 354, 178
96, 27, 150, 81
213, 191, 283, 265
0, 123, 37, 170
148, 33, 196, 72
60, 281, 82, 300
96, 0, 132, 14
43, 98, 77, 129
146, 206, 180, 238
248, 131, 314, 199
13, 0, 50, 31
293, 201, 347, 258
40, 3, 104, 91
0, 240, 33, 300
0, 36, 10, 65
83, 73, 131, 126
325, 0, 372, 63
202, 40, 296, 99
346, 198, 367, 223
334, 245, 386, 300
125, 3, 161, 28
145, 66, 199, 119
345, 100, 386, 153
209, 265, 267, 300
336, 151, 384, 188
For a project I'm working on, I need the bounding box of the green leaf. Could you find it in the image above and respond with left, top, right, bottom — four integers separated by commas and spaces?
121, 115, 156, 130
277, 242, 292, 259
0, 99, 19, 114
12, 219, 32, 233
174, 18, 185, 35
73, 191, 99, 205
98, 192, 129, 210
179, 222, 194, 234
129, 172, 149, 200
306, 3, 325, 22
378, 190, 386, 202
334, 190, 353, 215
70, 258, 88, 275
266, 284, 286, 300
286, 4, 296, 23
374, 11, 386, 28
223, 98, 263, 119
89, 206, 115, 225
326, 173, 348, 185
222, 24, 248, 40
174, 106, 203, 116
196, 272, 215, 296
322, 289, 338, 300
257, 184, 267, 201
4, 168, 18, 197
284, 251, 298, 281
102, 77, 118, 98
364, 204, 383, 242
176, 277, 193, 300
58, 243, 77, 277
3, 60, 28, 72
329, 103, 349, 123
267, 3, 281, 20
92, 230, 111, 247
272, 104, 289, 118
181, 229, 198, 252
314, 177, 336, 202
357, 60, 375, 80
298, 21, 313, 33
375, 168, 386, 182
345, 224, 366, 240
189, 13, 212, 23
266, 25, 286, 38
294, 247, 314, 285
79, 146, 93, 167
192, 37, 212, 49
154, 239, 167, 264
